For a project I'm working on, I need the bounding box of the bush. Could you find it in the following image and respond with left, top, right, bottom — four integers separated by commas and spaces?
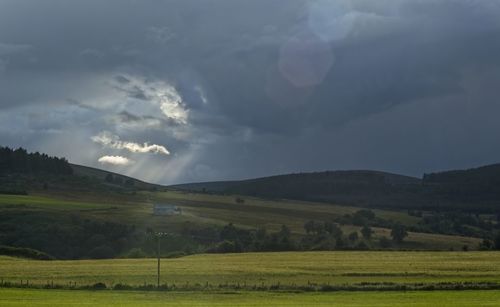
91, 282, 107, 290
113, 283, 133, 290
348, 231, 359, 242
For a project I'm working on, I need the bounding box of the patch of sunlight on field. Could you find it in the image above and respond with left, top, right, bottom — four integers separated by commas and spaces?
1, 288, 500, 307
2, 251, 500, 287
0, 195, 108, 210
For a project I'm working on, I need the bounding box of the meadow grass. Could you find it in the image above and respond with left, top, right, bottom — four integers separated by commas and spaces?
1, 251, 500, 288
0, 191, 482, 250
1, 288, 500, 306
0, 194, 108, 210
147, 191, 481, 249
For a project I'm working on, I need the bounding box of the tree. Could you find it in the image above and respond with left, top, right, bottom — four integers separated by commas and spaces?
390, 224, 408, 243
480, 239, 493, 250
220, 223, 238, 241
335, 237, 345, 249
256, 227, 267, 241
494, 232, 500, 250
352, 210, 376, 225
279, 225, 291, 239
235, 197, 245, 204
304, 220, 315, 234
324, 221, 342, 238
348, 231, 358, 242
361, 225, 373, 240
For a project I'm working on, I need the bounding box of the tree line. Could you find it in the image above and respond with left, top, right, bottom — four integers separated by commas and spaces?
0, 146, 73, 175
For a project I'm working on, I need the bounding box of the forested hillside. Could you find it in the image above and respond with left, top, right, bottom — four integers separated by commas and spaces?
0, 147, 73, 175
173, 166, 500, 213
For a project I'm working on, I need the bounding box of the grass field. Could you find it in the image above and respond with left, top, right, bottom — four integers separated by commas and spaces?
5, 191, 481, 251
1, 288, 500, 306
0, 194, 109, 210
2, 251, 500, 288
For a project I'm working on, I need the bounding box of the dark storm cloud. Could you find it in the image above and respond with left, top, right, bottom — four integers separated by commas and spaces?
1, 0, 500, 184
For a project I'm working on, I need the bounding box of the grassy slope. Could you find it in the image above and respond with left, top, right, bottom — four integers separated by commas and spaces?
1, 288, 500, 307
2, 251, 500, 286
0, 190, 482, 251
70, 164, 161, 191
149, 191, 481, 250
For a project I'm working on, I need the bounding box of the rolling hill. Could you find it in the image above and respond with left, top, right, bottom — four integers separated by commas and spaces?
70, 164, 162, 191
0, 146, 499, 259
172, 165, 500, 213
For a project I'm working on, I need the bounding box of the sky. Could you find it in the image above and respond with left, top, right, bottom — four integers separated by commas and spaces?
1, 0, 500, 185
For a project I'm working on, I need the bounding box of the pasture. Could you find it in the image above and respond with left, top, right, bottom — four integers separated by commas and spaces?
1, 251, 500, 288
2, 191, 482, 252
2, 288, 500, 306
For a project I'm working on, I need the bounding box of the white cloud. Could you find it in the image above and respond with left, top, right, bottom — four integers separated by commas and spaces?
91, 131, 170, 155
98, 155, 134, 166
112, 75, 189, 125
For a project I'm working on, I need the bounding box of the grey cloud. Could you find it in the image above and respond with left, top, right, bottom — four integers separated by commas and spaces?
0, 42, 32, 56
1, 0, 500, 184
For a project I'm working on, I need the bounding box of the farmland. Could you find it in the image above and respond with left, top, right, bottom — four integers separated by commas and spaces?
1, 251, 500, 288
0, 191, 483, 258
2, 251, 500, 306
2, 288, 500, 307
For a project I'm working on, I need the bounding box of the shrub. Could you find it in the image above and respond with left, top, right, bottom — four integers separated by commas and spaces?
91, 282, 107, 290
348, 231, 359, 242
113, 283, 133, 290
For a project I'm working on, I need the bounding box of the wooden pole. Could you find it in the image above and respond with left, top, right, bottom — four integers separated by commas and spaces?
157, 235, 160, 288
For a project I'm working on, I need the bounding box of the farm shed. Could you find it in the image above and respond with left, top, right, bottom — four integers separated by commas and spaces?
153, 204, 181, 216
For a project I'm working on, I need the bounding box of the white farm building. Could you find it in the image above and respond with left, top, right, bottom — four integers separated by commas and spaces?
153, 204, 181, 216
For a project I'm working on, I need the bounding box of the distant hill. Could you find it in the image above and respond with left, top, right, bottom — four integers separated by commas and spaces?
423, 163, 500, 203
3, 145, 500, 212
0, 146, 162, 194
172, 165, 500, 213
70, 164, 162, 191
171, 170, 423, 209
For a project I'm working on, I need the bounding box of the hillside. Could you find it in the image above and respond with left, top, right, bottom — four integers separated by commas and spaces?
0, 146, 163, 197
70, 164, 161, 191
172, 166, 500, 213
172, 170, 426, 210
0, 146, 498, 259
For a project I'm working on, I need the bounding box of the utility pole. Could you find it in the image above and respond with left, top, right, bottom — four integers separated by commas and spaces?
157, 235, 160, 288
155, 232, 169, 289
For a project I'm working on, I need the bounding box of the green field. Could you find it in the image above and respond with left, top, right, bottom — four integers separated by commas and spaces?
1, 288, 500, 306
1, 191, 482, 252
2, 251, 500, 288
